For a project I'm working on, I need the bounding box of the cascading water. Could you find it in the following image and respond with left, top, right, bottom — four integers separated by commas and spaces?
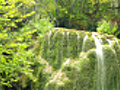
67, 32, 70, 61
114, 38, 119, 45
41, 28, 120, 90
92, 33, 105, 90
107, 38, 120, 90
107, 39, 114, 46
61, 32, 65, 67
76, 32, 80, 57
82, 35, 88, 52
93, 33, 119, 90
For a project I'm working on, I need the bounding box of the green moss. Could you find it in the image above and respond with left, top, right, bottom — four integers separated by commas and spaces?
77, 32, 84, 53
82, 35, 96, 52
45, 51, 97, 90
41, 31, 65, 69
60, 50, 97, 90
41, 29, 88, 70
101, 45, 118, 90
68, 32, 77, 58
62, 59, 80, 79
40, 28, 120, 90
44, 70, 70, 90
62, 31, 68, 58
101, 36, 109, 45
112, 43, 120, 64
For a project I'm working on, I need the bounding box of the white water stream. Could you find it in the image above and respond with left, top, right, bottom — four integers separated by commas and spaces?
92, 33, 105, 90
61, 32, 65, 66
82, 35, 88, 52
76, 32, 80, 57
67, 32, 70, 61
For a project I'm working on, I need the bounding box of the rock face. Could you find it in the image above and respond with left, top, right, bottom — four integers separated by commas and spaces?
40, 28, 120, 90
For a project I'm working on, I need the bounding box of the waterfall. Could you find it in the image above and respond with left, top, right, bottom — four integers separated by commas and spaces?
107, 38, 119, 90
67, 32, 70, 61
82, 35, 88, 52
114, 38, 119, 45
107, 38, 119, 46
107, 39, 114, 47
76, 32, 80, 57
61, 32, 65, 66
92, 33, 105, 90
42, 29, 120, 90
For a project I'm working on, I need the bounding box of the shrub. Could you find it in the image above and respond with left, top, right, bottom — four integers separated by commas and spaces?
0, 0, 53, 89
97, 20, 119, 36
0, 0, 35, 31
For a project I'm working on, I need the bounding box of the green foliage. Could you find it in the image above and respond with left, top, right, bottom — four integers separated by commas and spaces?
27, 18, 54, 35
0, 0, 54, 89
0, 0, 35, 31
41, 29, 85, 69
37, 0, 120, 32
0, 17, 54, 89
33, 0, 56, 21
0, 31, 40, 88
97, 20, 119, 36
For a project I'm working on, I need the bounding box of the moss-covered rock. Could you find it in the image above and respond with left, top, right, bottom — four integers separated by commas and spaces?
41, 28, 87, 70
45, 49, 97, 90
39, 28, 120, 90
44, 70, 70, 90
82, 35, 96, 52
100, 45, 119, 90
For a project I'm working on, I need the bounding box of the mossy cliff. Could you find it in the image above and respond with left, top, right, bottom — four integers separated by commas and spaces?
39, 28, 120, 90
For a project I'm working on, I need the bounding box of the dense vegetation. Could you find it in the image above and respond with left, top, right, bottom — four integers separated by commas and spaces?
0, 0, 120, 89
